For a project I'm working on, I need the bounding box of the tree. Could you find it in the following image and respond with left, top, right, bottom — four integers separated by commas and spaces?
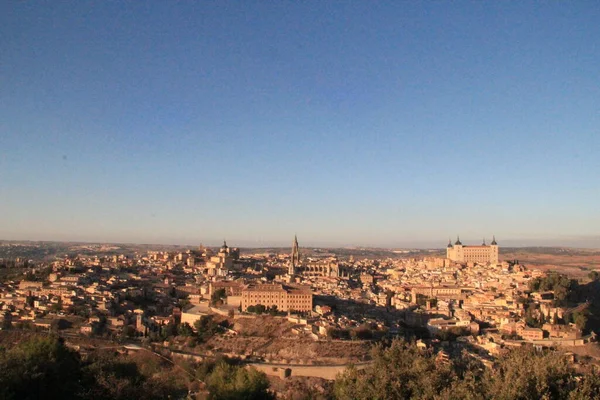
122, 325, 137, 339
177, 322, 194, 337
327, 328, 350, 340
0, 336, 82, 400
334, 340, 462, 399
50, 297, 63, 312
178, 298, 191, 310
569, 371, 600, 400
211, 289, 227, 306
573, 312, 588, 331
334, 340, 600, 400
588, 271, 599, 282
0, 336, 190, 400
160, 322, 178, 338
484, 346, 577, 400
194, 315, 221, 342
205, 361, 274, 400
352, 324, 373, 340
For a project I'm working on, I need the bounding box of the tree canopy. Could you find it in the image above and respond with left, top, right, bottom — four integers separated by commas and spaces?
0, 336, 274, 399
334, 339, 600, 400
205, 361, 274, 400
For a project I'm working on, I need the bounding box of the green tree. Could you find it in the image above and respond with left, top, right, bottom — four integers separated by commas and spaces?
0, 336, 82, 400
255, 304, 266, 314
334, 340, 600, 400
334, 340, 464, 400
205, 361, 274, 400
177, 322, 194, 336
484, 346, 577, 400
194, 315, 221, 342
573, 312, 588, 331
0, 336, 190, 400
211, 288, 227, 306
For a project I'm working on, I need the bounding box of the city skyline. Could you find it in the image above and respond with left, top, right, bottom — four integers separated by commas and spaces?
2, 234, 600, 250
2, 2, 599, 247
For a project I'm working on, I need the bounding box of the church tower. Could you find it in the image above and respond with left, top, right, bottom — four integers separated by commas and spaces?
290, 235, 300, 275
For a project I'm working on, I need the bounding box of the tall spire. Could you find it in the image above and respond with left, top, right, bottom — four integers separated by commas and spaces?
491, 235, 497, 245
483, 237, 486, 245
290, 234, 300, 275
455, 235, 462, 245
447, 238, 453, 248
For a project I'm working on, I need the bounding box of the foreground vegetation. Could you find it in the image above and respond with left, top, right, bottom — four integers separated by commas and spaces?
334, 340, 600, 400
0, 336, 272, 400
4, 335, 600, 399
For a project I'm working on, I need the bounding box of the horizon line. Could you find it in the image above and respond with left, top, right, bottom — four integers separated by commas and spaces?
1, 237, 599, 251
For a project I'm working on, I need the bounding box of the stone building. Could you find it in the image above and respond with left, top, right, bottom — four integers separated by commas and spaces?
205, 240, 239, 276
288, 236, 348, 278
446, 236, 499, 264
241, 283, 312, 312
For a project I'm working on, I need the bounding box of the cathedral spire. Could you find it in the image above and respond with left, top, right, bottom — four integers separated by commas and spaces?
290, 234, 300, 275
455, 235, 462, 245
491, 235, 497, 245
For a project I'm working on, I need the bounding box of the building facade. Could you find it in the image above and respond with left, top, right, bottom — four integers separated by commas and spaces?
288, 235, 348, 278
289, 235, 300, 275
446, 236, 499, 264
206, 240, 239, 276
241, 283, 312, 312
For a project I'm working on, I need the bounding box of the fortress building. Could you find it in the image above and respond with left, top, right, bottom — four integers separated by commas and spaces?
446, 236, 499, 264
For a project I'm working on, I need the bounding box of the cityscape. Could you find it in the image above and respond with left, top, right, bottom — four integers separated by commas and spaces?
1, 237, 600, 398
2, 1, 599, 399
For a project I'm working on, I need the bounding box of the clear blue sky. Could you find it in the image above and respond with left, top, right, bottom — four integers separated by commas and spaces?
1, 2, 599, 248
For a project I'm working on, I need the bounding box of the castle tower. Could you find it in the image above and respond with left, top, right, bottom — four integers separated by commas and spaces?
490, 235, 499, 264
290, 235, 300, 275
453, 235, 463, 262
446, 238, 453, 259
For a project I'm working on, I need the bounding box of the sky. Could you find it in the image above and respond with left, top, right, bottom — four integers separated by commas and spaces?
1, 2, 599, 248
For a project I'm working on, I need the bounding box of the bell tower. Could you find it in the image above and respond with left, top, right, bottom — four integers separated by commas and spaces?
290, 235, 300, 275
